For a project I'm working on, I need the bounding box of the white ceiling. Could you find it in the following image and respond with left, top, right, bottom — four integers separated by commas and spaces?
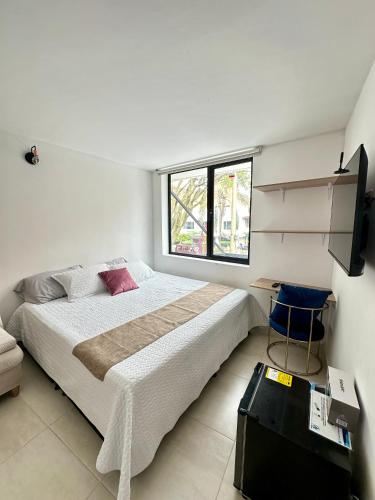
1, 0, 375, 170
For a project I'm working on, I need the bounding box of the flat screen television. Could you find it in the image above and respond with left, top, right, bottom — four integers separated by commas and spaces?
328, 144, 369, 277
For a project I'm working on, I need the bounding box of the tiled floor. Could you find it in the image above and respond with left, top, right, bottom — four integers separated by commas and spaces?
0, 327, 326, 500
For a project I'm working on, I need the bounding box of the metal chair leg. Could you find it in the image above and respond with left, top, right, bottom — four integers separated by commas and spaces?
285, 340, 289, 370
285, 307, 291, 370
306, 310, 314, 374
306, 341, 312, 374
268, 296, 273, 349
267, 296, 327, 376
267, 339, 322, 376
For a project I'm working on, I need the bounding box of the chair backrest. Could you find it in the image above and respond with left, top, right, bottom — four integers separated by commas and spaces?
270, 284, 331, 328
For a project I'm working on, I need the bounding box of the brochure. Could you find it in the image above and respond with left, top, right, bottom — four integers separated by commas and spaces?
309, 389, 352, 450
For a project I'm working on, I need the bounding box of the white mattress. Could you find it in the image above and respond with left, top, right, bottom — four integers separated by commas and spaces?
8, 272, 261, 500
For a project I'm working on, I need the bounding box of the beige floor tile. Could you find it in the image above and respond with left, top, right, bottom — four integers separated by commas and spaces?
308, 367, 327, 386
238, 327, 274, 357
217, 479, 243, 500
101, 470, 120, 497
267, 341, 322, 375
0, 335, 326, 500
21, 351, 52, 380
242, 327, 327, 385
0, 394, 46, 464
20, 353, 75, 424
87, 483, 115, 500
131, 415, 233, 500
216, 445, 242, 500
220, 349, 261, 380
0, 428, 98, 500
186, 371, 248, 439
51, 406, 104, 479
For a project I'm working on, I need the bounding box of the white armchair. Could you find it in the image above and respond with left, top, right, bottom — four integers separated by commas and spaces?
0, 318, 23, 397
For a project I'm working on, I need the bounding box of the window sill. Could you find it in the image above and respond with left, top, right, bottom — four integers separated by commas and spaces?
162, 252, 250, 268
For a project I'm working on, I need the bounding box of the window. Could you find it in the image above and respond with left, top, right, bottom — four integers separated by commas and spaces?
168, 159, 252, 263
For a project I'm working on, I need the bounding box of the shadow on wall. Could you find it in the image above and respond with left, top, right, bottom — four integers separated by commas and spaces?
334, 163, 375, 500
326, 301, 371, 500
351, 386, 371, 499
1, 288, 22, 326
363, 167, 375, 269
325, 298, 338, 367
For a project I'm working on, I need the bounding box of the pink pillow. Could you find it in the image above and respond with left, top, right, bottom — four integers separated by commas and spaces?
99, 268, 139, 296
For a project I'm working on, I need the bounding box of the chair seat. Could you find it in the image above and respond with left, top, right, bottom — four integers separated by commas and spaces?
0, 345, 23, 375
270, 318, 325, 342
0, 327, 17, 354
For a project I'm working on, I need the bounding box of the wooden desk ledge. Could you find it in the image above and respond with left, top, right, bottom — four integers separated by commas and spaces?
250, 277, 336, 303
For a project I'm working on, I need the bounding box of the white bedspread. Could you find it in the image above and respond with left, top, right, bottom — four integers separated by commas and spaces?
7, 272, 261, 500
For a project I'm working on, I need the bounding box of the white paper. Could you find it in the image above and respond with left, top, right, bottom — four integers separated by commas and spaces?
309, 390, 352, 450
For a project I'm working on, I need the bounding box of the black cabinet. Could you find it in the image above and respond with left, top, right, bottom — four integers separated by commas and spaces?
234, 363, 351, 500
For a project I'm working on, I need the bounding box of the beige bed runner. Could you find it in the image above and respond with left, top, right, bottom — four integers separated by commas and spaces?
73, 283, 234, 380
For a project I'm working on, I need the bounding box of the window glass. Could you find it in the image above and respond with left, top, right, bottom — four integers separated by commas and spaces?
170, 168, 207, 256
169, 160, 252, 263
213, 161, 251, 260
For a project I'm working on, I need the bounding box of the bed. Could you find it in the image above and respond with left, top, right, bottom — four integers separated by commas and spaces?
7, 271, 261, 500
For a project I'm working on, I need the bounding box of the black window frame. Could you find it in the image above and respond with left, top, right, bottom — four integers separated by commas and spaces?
168, 157, 253, 265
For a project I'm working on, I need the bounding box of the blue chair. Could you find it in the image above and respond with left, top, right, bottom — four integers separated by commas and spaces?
267, 284, 332, 376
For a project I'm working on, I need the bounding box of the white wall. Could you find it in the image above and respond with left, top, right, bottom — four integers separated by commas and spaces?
0, 130, 153, 323
327, 62, 375, 499
153, 130, 344, 316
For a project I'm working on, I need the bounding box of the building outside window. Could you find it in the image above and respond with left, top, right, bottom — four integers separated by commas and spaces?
184, 220, 195, 230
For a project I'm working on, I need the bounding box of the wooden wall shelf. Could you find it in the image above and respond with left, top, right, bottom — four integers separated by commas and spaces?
252, 230, 331, 234
250, 277, 336, 303
252, 230, 350, 234
254, 174, 357, 192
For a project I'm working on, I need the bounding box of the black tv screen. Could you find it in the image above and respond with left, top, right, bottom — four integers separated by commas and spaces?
328, 144, 368, 276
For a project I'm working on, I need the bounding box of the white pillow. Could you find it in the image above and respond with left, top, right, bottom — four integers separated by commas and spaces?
105, 256, 127, 269
52, 263, 109, 302
125, 261, 154, 283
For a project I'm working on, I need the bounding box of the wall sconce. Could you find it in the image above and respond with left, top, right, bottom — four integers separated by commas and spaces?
25, 146, 40, 166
